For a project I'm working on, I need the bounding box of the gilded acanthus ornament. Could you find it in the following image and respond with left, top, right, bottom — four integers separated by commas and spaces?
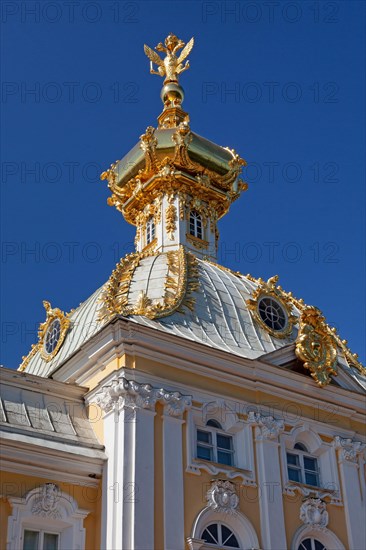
144, 34, 194, 84
19, 300, 71, 370
98, 247, 199, 322
295, 306, 338, 387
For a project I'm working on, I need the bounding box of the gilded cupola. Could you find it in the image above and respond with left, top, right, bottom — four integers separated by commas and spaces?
100, 34, 247, 261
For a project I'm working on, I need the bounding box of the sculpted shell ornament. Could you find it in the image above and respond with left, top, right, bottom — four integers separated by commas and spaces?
295, 306, 338, 387
19, 301, 71, 371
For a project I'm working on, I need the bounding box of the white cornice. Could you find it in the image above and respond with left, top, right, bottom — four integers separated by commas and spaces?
53, 319, 365, 420
0, 366, 87, 401
1, 436, 105, 487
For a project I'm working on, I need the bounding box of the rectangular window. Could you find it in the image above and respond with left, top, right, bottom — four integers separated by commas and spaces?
197, 429, 213, 461
196, 428, 234, 466
23, 530, 59, 550
287, 452, 302, 482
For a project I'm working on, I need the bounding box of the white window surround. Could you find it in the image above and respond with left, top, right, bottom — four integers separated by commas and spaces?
291, 525, 345, 550
7, 484, 88, 550
281, 425, 342, 504
187, 507, 260, 550
186, 403, 256, 486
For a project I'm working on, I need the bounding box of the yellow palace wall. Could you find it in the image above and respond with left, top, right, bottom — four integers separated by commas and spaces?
82, 352, 356, 548
0, 471, 101, 550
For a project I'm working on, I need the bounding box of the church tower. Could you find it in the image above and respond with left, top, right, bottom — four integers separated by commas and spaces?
2, 34, 365, 550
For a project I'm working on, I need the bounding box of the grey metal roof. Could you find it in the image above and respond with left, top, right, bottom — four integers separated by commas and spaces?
21, 255, 364, 389
0, 368, 105, 458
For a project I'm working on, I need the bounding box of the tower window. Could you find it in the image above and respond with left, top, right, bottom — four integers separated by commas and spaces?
196, 420, 234, 466
189, 210, 203, 239
146, 217, 155, 244
258, 296, 287, 331
287, 443, 320, 487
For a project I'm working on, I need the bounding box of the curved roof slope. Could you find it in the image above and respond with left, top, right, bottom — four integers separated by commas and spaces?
21, 251, 365, 388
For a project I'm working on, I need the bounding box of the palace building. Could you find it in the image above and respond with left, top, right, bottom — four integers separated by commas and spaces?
1, 34, 365, 550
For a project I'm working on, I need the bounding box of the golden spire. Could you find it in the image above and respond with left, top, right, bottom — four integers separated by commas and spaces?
144, 34, 194, 85
144, 34, 194, 128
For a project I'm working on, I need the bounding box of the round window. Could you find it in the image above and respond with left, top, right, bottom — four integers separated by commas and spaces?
258, 296, 287, 332
44, 318, 61, 355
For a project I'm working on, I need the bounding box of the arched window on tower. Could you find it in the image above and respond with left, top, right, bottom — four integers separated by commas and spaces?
287, 442, 320, 487
189, 210, 203, 239
146, 217, 155, 245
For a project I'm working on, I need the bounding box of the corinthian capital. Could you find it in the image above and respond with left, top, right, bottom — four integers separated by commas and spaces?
248, 411, 284, 440
334, 436, 365, 463
96, 375, 191, 415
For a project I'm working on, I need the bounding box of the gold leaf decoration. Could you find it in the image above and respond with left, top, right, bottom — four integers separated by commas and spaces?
295, 306, 338, 387
19, 301, 70, 371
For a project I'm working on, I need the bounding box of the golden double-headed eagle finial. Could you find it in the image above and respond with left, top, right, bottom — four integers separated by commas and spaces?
144, 33, 194, 84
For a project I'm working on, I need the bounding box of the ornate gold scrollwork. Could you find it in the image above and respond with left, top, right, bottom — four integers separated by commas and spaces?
295, 306, 338, 387
97, 247, 199, 322
246, 275, 297, 338
19, 301, 70, 370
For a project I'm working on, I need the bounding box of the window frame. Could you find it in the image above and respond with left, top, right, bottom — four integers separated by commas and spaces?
186, 404, 256, 485
146, 216, 155, 245
23, 528, 60, 550
201, 521, 240, 548
196, 420, 235, 467
189, 210, 203, 240
286, 445, 320, 488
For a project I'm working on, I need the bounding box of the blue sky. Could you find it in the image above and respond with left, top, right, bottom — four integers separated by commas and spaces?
1, 0, 365, 368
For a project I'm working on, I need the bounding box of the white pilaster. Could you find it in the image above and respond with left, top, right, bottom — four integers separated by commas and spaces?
96, 375, 191, 550
161, 393, 191, 550
249, 412, 286, 550
334, 437, 366, 550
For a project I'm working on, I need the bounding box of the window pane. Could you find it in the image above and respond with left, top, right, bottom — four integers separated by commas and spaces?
197, 445, 212, 461
287, 453, 300, 466
299, 540, 312, 550
217, 434, 232, 450
314, 540, 326, 550
197, 430, 211, 444
288, 467, 302, 482
23, 531, 39, 550
294, 442, 307, 451
206, 419, 222, 429
304, 456, 317, 471
305, 472, 319, 487
202, 524, 218, 543
43, 534, 59, 550
217, 450, 233, 466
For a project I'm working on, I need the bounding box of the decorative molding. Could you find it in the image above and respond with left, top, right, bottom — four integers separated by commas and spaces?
95, 375, 192, 415
333, 436, 365, 463
31, 483, 61, 519
206, 480, 239, 514
19, 301, 70, 370
248, 411, 284, 440
295, 306, 338, 387
300, 498, 329, 530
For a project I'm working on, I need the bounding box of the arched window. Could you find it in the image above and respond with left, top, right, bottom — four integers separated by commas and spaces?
196, 419, 234, 466
146, 217, 155, 244
287, 442, 320, 487
297, 538, 326, 550
189, 210, 203, 239
202, 522, 240, 548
